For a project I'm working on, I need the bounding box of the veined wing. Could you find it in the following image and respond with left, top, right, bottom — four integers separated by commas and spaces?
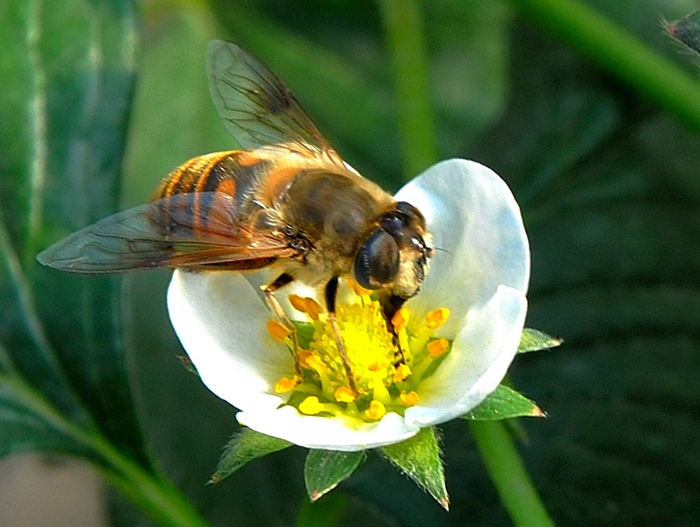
37, 193, 295, 274
207, 40, 343, 164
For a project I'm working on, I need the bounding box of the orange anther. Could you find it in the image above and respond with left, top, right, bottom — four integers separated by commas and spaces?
365, 400, 386, 420
427, 338, 450, 358
334, 386, 356, 402
267, 320, 291, 342
288, 294, 307, 313
393, 363, 412, 382
426, 307, 450, 329
303, 297, 322, 320
400, 391, 420, 406
392, 307, 410, 332
274, 376, 298, 393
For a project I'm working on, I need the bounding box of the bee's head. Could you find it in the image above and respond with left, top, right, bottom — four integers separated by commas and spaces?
353, 201, 433, 299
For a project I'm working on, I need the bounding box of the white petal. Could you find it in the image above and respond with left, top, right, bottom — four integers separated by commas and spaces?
237, 407, 419, 452
167, 270, 293, 414
395, 159, 530, 337
404, 285, 527, 426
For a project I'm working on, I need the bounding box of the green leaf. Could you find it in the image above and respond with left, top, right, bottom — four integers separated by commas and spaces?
518, 328, 563, 353
304, 449, 365, 501
210, 428, 292, 484
380, 427, 449, 510
0, 0, 149, 465
0, 371, 89, 458
666, 9, 700, 56
462, 384, 545, 421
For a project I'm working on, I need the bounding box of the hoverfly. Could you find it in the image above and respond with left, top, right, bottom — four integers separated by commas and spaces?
38, 41, 433, 394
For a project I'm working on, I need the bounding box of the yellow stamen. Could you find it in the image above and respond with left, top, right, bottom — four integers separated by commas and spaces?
273, 288, 453, 423
297, 350, 313, 369
392, 307, 410, 332
288, 294, 308, 313
267, 320, 291, 342
426, 307, 450, 329
398, 330, 411, 359
393, 363, 412, 382
368, 359, 387, 372
305, 353, 327, 373
400, 391, 420, 406
274, 376, 298, 393
347, 278, 372, 297
303, 297, 322, 320
334, 386, 356, 402
299, 396, 324, 415
365, 400, 386, 420
427, 338, 450, 358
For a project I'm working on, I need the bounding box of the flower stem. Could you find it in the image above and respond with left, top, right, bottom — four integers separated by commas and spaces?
508, 0, 700, 134
469, 421, 555, 527
376, 0, 437, 179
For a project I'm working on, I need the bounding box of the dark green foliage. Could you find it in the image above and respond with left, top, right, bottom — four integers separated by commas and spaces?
0, 0, 149, 468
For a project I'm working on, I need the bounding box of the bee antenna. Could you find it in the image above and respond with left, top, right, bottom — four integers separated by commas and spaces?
432, 246, 452, 256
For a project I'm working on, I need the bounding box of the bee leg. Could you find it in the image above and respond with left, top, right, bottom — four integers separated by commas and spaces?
381, 292, 408, 366
325, 277, 359, 396
263, 273, 302, 378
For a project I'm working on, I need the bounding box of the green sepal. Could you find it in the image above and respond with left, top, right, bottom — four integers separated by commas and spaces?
666, 10, 700, 55
304, 449, 366, 501
518, 328, 563, 353
380, 427, 449, 510
209, 428, 292, 484
462, 384, 545, 421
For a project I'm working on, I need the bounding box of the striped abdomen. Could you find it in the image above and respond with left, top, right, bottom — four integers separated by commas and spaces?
149, 151, 283, 238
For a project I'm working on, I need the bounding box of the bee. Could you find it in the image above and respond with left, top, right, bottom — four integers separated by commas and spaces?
38, 41, 433, 394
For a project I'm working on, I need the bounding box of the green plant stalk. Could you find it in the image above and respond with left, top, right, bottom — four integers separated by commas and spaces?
470, 421, 555, 527
377, 1, 554, 524
377, 0, 437, 180
508, 0, 700, 134
1, 373, 212, 527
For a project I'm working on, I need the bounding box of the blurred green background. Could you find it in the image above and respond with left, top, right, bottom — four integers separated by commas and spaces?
2, 0, 700, 525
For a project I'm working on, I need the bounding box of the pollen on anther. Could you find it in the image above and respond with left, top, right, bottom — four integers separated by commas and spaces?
392, 307, 410, 332
274, 376, 297, 393
393, 363, 412, 382
368, 359, 387, 372
267, 320, 291, 342
303, 297, 322, 320
347, 278, 372, 297
334, 386, 356, 402
427, 338, 450, 358
288, 294, 308, 313
400, 391, 420, 406
299, 396, 324, 415
365, 400, 386, 420
305, 353, 327, 372
298, 350, 313, 369
426, 307, 450, 329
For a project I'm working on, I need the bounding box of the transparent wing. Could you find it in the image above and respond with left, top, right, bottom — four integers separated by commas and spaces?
37, 193, 295, 274
207, 40, 343, 162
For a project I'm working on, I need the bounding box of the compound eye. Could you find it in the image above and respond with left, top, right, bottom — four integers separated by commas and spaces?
354, 228, 400, 290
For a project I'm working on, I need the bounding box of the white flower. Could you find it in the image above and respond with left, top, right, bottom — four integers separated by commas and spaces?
167, 159, 530, 451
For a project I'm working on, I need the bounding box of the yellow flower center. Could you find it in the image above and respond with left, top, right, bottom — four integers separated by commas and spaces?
270, 285, 452, 423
